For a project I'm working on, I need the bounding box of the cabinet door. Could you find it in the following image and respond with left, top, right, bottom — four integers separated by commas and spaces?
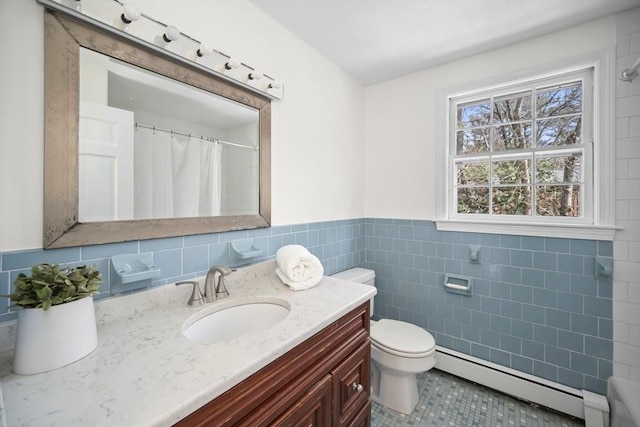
346, 401, 371, 427
332, 341, 370, 427
270, 375, 332, 427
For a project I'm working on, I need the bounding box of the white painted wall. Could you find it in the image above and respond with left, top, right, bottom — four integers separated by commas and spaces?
0, 0, 44, 252
613, 7, 640, 384
0, 0, 365, 252
363, 17, 617, 219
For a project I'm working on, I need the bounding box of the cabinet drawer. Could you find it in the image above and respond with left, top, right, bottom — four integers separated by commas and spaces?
332, 340, 370, 427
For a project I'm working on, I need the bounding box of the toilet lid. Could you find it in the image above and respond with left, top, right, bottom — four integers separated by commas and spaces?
371, 319, 435, 355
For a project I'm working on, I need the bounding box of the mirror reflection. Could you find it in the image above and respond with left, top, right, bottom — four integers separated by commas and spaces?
43, 10, 271, 248
78, 48, 259, 222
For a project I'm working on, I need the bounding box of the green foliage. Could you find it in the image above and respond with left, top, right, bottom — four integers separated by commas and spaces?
6, 264, 103, 311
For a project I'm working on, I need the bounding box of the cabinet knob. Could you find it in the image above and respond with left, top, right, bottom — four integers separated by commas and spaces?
351, 382, 364, 393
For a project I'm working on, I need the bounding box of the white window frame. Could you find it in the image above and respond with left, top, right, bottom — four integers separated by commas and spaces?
450, 71, 593, 223
435, 50, 619, 241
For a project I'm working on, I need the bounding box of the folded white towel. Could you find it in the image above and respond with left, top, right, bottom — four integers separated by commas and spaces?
275, 245, 324, 291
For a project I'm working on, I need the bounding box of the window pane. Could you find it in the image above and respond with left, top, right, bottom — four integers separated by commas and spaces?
457, 162, 489, 185
492, 159, 532, 185
536, 185, 581, 217
456, 128, 490, 154
536, 153, 582, 184
492, 187, 531, 215
493, 93, 532, 124
536, 116, 581, 147
449, 71, 590, 222
493, 122, 532, 151
536, 83, 582, 118
457, 187, 489, 214
457, 101, 491, 129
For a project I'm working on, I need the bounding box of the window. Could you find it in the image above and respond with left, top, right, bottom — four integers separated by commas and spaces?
452, 71, 591, 221
436, 53, 616, 240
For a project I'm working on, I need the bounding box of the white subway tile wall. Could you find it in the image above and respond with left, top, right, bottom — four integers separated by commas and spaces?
614, 7, 640, 383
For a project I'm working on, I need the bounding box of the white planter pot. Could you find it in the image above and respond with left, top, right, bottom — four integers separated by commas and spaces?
13, 296, 98, 375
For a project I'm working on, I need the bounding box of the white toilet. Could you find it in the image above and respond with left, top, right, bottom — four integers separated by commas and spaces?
332, 268, 436, 415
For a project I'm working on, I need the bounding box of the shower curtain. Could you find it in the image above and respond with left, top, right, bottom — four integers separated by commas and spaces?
134, 128, 222, 219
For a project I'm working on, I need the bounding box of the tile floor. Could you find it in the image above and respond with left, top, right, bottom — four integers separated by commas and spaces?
371, 369, 585, 427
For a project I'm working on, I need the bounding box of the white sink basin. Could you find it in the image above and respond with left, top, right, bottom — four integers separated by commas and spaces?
182, 298, 291, 344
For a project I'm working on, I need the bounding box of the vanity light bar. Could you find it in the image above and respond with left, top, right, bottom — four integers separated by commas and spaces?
37, 0, 284, 100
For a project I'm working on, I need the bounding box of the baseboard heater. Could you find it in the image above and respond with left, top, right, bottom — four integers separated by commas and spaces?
435, 346, 609, 425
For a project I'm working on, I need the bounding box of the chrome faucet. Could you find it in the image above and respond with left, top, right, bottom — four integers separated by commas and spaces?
204, 265, 235, 302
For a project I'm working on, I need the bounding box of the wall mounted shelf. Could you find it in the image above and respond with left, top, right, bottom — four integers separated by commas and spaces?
110, 252, 161, 293
230, 239, 264, 267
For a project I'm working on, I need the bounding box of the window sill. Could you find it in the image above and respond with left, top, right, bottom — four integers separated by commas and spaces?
435, 219, 620, 241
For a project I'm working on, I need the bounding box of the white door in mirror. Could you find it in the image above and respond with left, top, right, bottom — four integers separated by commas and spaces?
79, 102, 134, 222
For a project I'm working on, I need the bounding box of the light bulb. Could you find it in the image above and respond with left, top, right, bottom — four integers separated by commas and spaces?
112, 3, 141, 32
154, 25, 180, 48
187, 44, 213, 62
163, 26, 180, 43
268, 81, 282, 89
225, 57, 241, 70
248, 71, 263, 80
197, 44, 213, 57
123, 4, 141, 22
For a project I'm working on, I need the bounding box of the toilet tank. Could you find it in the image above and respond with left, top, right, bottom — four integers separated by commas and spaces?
331, 268, 375, 316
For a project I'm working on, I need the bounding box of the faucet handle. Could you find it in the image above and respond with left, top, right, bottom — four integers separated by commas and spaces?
214, 267, 236, 299
176, 281, 205, 306
215, 276, 230, 299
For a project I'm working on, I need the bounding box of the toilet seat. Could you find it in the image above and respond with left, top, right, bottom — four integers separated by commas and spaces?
371, 319, 436, 359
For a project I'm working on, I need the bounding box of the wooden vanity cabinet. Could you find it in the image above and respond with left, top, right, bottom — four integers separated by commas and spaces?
174, 303, 371, 427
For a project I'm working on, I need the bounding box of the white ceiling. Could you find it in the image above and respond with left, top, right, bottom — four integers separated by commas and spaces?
250, 0, 640, 85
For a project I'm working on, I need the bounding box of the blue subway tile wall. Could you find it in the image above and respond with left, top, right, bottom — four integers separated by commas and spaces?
1, 216, 613, 395
0, 219, 366, 324
364, 218, 613, 395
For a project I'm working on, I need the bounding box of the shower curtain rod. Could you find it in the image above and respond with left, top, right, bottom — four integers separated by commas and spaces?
620, 56, 640, 82
134, 122, 258, 150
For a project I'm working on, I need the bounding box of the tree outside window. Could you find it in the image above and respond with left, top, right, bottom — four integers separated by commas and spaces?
453, 81, 584, 218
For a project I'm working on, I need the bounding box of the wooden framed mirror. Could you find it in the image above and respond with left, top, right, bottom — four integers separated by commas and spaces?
43, 10, 271, 248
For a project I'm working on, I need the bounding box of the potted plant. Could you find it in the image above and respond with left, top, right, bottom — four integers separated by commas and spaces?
6, 263, 103, 374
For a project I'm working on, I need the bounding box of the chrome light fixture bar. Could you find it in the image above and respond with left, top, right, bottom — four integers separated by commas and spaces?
37, 0, 284, 100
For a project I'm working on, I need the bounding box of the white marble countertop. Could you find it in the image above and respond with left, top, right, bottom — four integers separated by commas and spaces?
0, 261, 375, 427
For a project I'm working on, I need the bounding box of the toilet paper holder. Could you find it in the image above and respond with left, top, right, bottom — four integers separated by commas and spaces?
444, 274, 472, 296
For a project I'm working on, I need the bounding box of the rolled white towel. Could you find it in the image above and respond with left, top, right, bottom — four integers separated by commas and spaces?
275, 245, 324, 291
